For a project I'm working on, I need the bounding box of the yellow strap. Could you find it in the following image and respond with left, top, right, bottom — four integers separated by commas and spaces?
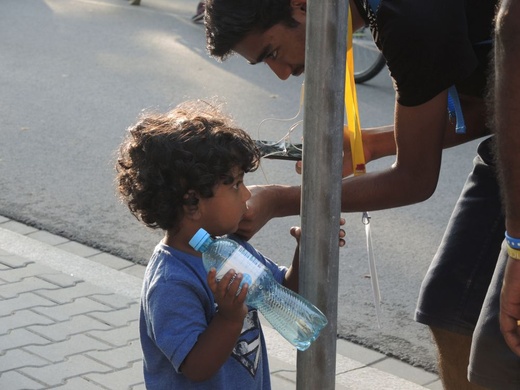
346, 12, 381, 327
345, 10, 366, 175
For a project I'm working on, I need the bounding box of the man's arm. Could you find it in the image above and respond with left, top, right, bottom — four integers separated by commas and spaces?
238, 90, 450, 239
338, 91, 448, 211
340, 91, 488, 176
238, 86, 491, 239
495, 0, 520, 357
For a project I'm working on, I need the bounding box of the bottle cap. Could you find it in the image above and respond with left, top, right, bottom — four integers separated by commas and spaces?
189, 228, 210, 251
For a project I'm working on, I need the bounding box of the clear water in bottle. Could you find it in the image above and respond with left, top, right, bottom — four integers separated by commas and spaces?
190, 228, 328, 351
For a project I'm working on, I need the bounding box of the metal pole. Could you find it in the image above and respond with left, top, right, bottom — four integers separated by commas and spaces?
297, 0, 348, 389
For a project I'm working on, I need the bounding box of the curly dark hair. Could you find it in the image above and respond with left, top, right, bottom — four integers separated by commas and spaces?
116, 100, 260, 232
205, 0, 298, 60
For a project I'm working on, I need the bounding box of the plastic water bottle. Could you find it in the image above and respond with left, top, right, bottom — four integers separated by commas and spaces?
189, 228, 328, 351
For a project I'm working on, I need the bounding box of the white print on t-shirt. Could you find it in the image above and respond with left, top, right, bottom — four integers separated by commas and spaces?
230, 309, 262, 378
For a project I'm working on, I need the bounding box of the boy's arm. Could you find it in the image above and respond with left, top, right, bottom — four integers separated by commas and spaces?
282, 227, 301, 293
180, 269, 248, 382
282, 222, 345, 293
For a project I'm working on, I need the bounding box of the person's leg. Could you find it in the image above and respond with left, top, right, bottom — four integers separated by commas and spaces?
415, 137, 504, 389
430, 326, 487, 390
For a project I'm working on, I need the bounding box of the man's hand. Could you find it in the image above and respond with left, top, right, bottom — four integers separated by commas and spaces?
294, 126, 394, 178
236, 184, 301, 240
500, 257, 520, 356
236, 185, 276, 240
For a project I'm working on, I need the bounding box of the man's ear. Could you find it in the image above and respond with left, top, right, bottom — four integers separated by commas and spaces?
290, 0, 306, 21
291, 0, 307, 14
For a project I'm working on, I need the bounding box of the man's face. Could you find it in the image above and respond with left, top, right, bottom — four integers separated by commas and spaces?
233, 5, 307, 80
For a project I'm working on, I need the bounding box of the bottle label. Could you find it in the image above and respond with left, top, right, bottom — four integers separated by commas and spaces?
217, 246, 264, 287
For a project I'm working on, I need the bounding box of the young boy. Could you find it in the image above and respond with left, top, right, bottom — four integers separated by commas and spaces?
115, 100, 342, 389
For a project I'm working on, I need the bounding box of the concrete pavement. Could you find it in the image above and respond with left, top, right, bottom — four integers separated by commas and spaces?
0, 216, 441, 389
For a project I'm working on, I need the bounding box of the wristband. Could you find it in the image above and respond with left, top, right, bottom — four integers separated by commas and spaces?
505, 232, 520, 260
507, 246, 520, 260
506, 232, 520, 249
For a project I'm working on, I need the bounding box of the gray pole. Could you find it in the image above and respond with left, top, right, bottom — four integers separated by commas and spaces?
297, 0, 348, 389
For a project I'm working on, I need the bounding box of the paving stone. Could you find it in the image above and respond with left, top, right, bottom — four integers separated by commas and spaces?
269, 355, 296, 389
0, 349, 50, 371
36, 272, 82, 288
21, 354, 113, 387
0, 328, 51, 351
0, 292, 57, 316
1, 220, 38, 235
87, 340, 142, 369
36, 281, 111, 303
26, 230, 70, 246
0, 262, 56, 283
335, 366, 427, 390
270, 371, 297, 390
51, 376, 109, 389
0, 370, 43, 390
0, 276, 62, 299
425, 379, 444, 389
0, 309, 55, 335
32, 297, 114, 322
88, 321, 139, 347
85, 361, 144, 390
28, 315, 112, 342
87, 303, 139, 327
25, 333, 113, 363
371, 357, 439, 386
121, 265, 146, 279
88, 292, 137, 309
0, 254, 33, 268
87, 252, 133, 270
336, 338, 387, 366
55, 241, 101, 258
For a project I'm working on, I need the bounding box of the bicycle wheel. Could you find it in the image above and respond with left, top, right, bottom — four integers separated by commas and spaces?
352, 27, 386, 83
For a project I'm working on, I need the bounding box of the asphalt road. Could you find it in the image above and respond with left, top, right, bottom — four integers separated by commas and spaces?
0, 0, 484, 373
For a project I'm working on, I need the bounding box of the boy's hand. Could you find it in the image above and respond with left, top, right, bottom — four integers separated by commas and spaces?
207, 268, 248, 324
339, 217, 346, 247
290, 217, 346, 247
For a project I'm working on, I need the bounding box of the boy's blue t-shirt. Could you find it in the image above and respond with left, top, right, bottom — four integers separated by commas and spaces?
139, 235, 288, 389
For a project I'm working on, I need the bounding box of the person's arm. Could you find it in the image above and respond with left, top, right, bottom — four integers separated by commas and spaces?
495, 0, 520, 357
237, 88, 488, 239
340, 92, 488, 176
283, 221, 345, 292
236, 184, 301, 239
337, 91, 448, 211
283, 226, 301, 292
180, 269, 248, 381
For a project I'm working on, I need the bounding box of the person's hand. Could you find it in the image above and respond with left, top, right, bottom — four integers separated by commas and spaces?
289, 217, 346, 248
500, 257, 520, 356
290, 226, 302, 245
207, 268, 248, 324
339, 217, 346, 247
236, 185, 276, 240
294, 126, 374, 178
